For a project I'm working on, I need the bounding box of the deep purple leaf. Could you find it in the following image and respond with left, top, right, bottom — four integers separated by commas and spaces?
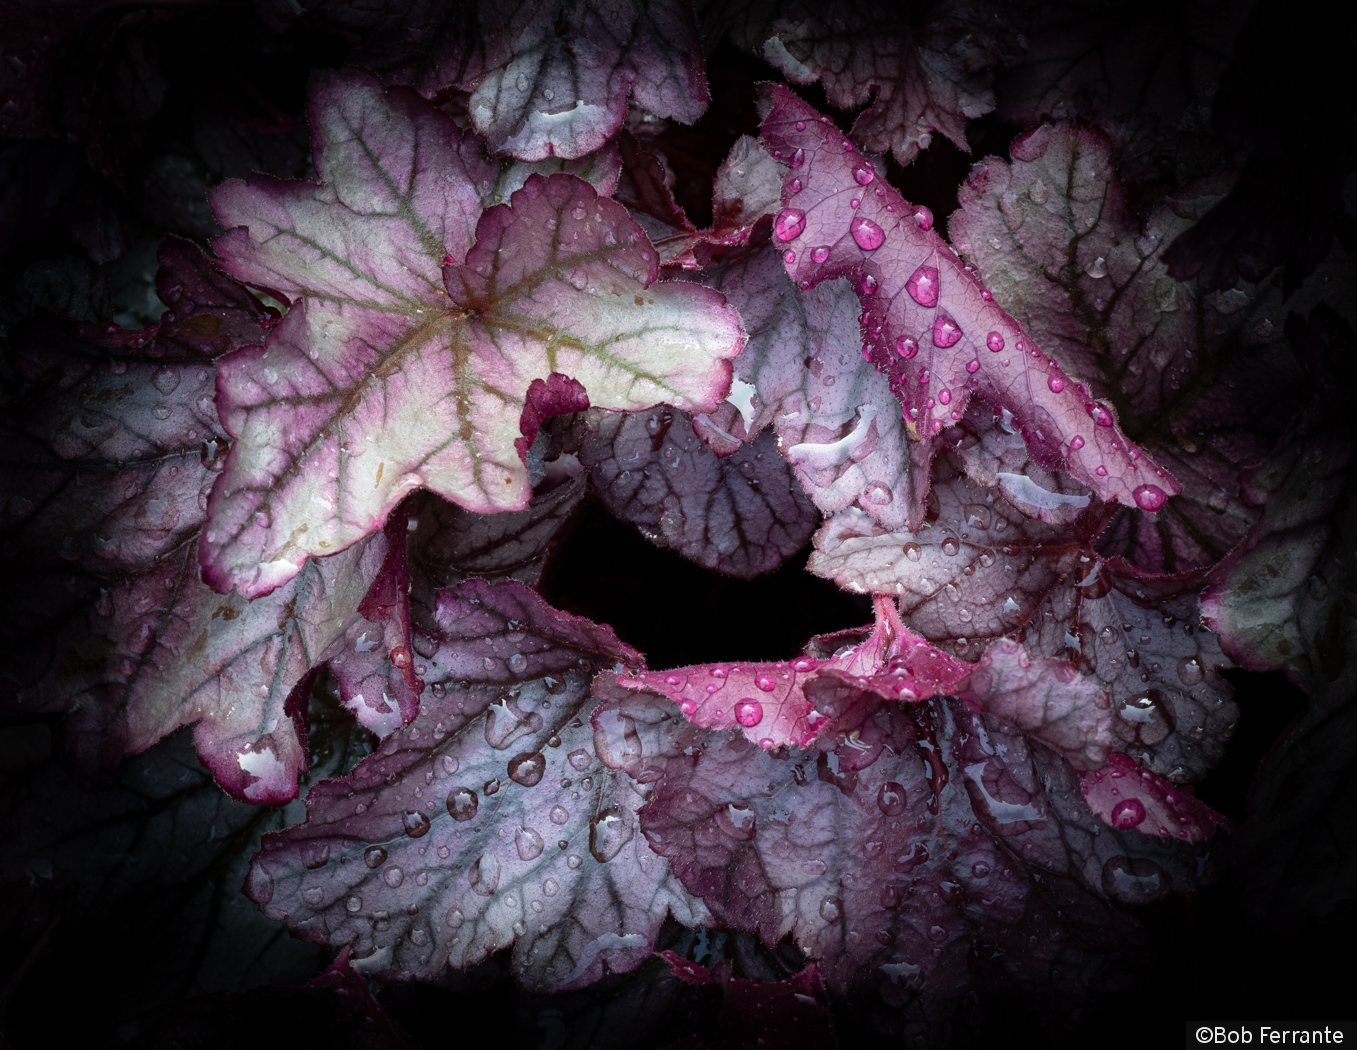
206, 69, 743, 597
762, 0, 1023, 166
246, 580, 710, 990
599, 687, 1220, 1022
576, 406, 818, 578
614, 131, 701, 267
759, 86, 1177, 525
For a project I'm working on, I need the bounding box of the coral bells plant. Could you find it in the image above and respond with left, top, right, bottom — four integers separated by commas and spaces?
3, 0, 1356, 1045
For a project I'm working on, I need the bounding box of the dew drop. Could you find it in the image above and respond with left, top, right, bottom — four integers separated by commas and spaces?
734, 699, 764, 727
940, 537, 960, 556
508, 751, 546, 787
567, 853, 582, 869
568, 748, 592, 771
1176, 656, 1204, 686
863, 481, 893, 505
903, 542, 922, 561
441, 755, 459, 776
850, 217, 885, 251
301, 842, 331, 869
986, 331, 1004, 353
153, 367, 181, 394
1048, 375, 1065, 393
819, 895, 842, 922
933, 313, 963, 347
896, 335, 918, 358
913, 205, 933, 231
877, 781, 906, 816
1068, 435, 1084, 451
550, 804, 570, 824
715, 802, 757, 841
784, 250, 796, 264
754, 673, 777, 693
1086, 256, 1108, 279
403, 810, 431, 837
811, 245, 830, 263
508, 652, 529, 673
1133, 484, 1167, 511
589, 809, 633, 862
384, 866, 404, 888
966, 358, 980, 373
445, 906, 464, 928
516, 826, 545, 861
790, 147, 805, 167
447, 787, 478, 821
852, 163, 874, 185
1085, 402, 1114, 427
1110, 798, 1147, 829
347, 896, 363, 913
364, 846, 387, 868
774, 208, 806, 241
303, 887, 324, 905
906, 264, 939, 307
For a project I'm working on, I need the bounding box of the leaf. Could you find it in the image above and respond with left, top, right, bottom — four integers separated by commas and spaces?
0, 239, 414, 804
206, 69, 743, 597
246, 580, 710, 991
762, 0, 1022, 166
703, 237, 932, 530
809, 460, 1238, 784
575, 406, 819, 578
613, 132, 700, 267
599, 687, 1221, 1028
759, 85, 1177, 525
949, 123, 1306, 572
1201, 306, 1357, 926
1078, 753, 1229, 843
327, 0, 709, 160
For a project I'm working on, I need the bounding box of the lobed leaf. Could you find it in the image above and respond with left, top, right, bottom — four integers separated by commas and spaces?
206, 69, 742, 597
759, 85, 1177, 525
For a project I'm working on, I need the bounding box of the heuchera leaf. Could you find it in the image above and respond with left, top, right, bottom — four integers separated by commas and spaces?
762, 0, 1020, 166
332, 0, 709, 160
1201, 306, 1357, 926
205, 69, 743, 598
1078, 753, 1230, 844
575, 405, 819, 578
949, 122, 1305, 573
246, 580, 710, 990
809, 460, 1238, 784
704, 237, 932, 530
597, 686, 1222, 1026
758, 86, 1177, 526
613, 131, 701, 267
0, 239, 415, 804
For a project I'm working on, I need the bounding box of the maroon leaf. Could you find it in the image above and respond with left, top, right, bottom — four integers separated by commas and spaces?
762, 0, 1024, 165
576, 406, 818, 578
246, 580, 710, 989
759, 86, 1177, 525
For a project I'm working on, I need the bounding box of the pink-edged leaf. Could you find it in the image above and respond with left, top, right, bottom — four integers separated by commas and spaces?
601, 689, 1221, 1018
484, 139, 623, 206
959, 637, 1114, 771
1079, 753, 1229, 843
247, 580, 710, 989
810, 463, 1237, 783
340, 0, 709, 160
598, 596, 1077, 752
709, 136, 786, 249
759, 86, 1176, 524
762, 0, 1022, 166
704, 237, 931, 529
950, 125, 1307, 572
613, 131, 700, 266
0, 240, 418, 804
575, 406, 818, 578
657, 955, 838, 1050
206, 69, 742, 597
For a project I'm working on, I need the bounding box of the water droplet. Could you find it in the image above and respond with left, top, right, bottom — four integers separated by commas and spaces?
913, 206, 934, 231
790, 147, 805, 167
754, 673, 777, 692
789, 177, 802, 194
550, 804, 570, 824
516, 826, 545, 861
783, 250, 796, 264
364, 846, 387, 868
447, 787, 478, 821
734, 699, 764, 727
941, 537, 960, 556
568, 748, 592, 771
346, 896, 363, 913
508, 652, 528, 673
933, 313, 963, 347
152, 367, 181, 395
850, 217, 885, 251
1029, 179, 1048, 204
403, 810, 431, 837
1068, 435, 1085, 451
1086, 256, 1107, 279
484, 778, 500, 795
567, 853, 583, 869
811, 245, 830, 263
863, 481, 893, 505
971, 860, 991, 878
1048, 375, 1064, 393
442, 755, 459, 776
877, 781, 906, 815
445, 906, 464, 928
1110, 798, 1146, 829
819, 895, 842, 922
896, 335, 918, 358
508, 751, 546, 786
966, 358, 981, 373
852, 163, 874, 186
906, 264, 939, 307
301, 842, 331, 869
716, 802, 757, 841
774, 208, 806, 241
410, 928, 429, 946
928, 924, 948, 942
303, 886, 324, 905
1133, 484, 1167, 511
1083, 402, 1113, 427
986, 331, 1004, 353
1176, 656, 1204, 686
589, 809, 633, 862
938, 388, 951, 405
861, 274, 877, 295
384, 866, 404, 887
903, 542, 922, 561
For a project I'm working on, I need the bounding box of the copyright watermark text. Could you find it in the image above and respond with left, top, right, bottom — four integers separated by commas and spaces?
1194, 1027, 1346, 1045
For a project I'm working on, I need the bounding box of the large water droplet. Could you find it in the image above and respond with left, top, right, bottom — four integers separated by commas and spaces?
384, 865, 404, 888
1048, 375, 1065, 393
906, 264, 939, 307
447, 786, 478, 821
1085, 402, 1114, 427
896, 335, 918, 358
1110, 798, 1147, 829
1133, 484, 1167, 511
774, 208, 806, 241
550, 804, 570, 824
445, 906, 464, 928
819, 895, 842, 922
913, 205, 933, 231
508, 751, 546, 786
877, 781, 906, 816
790, 147, 805, 168
852, 162, 874, 185
1176, 656, 1204, 686
1117, 690, 1173, 745
568, 748, 592, 771
734, 698, 764, 727
811, 245, 830, 263
903, 542, 922, 561
403, 810, 431, 837
1068, 435, 1085, 451
153, 367, 181, 395
364, 846, 387, 868
347, 895, 363, 913
516, 826, 545, 861
1086, 256, 1108, 279
589, 808, 634, 862
301, 842, 331, 869
850, 217, 885, 251
933, 313, 963, 347
940, 537, 960, 556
